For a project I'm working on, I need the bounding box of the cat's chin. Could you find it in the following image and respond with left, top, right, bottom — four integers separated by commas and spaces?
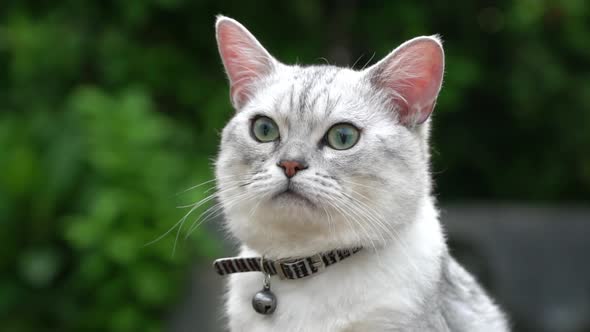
271, 188, 316, 209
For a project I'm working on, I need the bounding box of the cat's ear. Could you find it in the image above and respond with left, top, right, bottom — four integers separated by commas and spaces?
366, 36, 444, 126
216, 16, 278, 110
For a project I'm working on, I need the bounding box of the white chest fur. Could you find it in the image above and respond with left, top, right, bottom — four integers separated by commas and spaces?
224, 204, 445, 332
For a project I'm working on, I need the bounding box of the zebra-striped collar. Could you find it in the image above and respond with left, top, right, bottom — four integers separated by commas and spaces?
213, 247, 362, 280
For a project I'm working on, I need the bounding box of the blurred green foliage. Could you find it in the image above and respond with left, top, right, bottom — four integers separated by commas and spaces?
0, 85, 220, 331
0, 0, 589, 331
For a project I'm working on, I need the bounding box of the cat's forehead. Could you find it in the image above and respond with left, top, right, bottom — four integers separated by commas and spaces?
289, 65, 341, 85
261, 65, 365, 123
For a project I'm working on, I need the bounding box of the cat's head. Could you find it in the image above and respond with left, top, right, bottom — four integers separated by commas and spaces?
214, 16, 444, 257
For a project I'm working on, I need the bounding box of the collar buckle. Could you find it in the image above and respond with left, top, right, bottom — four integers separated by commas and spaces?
310, 253, 326, 272
274, 253, 326, 280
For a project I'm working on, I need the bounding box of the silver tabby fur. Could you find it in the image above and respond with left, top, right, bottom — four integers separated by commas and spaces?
214, 16, 509, 331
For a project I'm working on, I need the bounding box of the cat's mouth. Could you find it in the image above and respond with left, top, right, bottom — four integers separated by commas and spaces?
272, 188, 315, 207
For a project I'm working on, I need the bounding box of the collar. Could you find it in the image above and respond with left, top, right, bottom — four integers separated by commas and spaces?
213, 247, 362, 280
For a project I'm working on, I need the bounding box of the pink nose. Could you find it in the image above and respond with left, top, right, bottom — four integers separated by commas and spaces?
278, 160, 308, 178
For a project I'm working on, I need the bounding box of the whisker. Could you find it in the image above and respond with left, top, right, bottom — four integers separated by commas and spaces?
171, 185, 246, 255
146, 178, 251, 255
360, 52, 376, 70
335, 195, 379, 253
342, 190, 421, 273
176, 174, 246, 195
346, 196, 388, 246
339, 178, 389, 193
351, 53, 364, 69
203, 178, 252, 194
184, 190, 257, 239
330, 195, 377, 252
323, 198, 362, 245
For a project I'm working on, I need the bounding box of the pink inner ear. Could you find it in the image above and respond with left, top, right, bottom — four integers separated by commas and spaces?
217, 19, 274, 109
372, 38, 444, 125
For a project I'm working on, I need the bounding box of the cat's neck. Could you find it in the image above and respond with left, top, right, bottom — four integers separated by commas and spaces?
236, 196, 443, 262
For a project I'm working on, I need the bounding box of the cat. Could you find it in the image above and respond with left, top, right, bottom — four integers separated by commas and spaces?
213, 15, 509, 332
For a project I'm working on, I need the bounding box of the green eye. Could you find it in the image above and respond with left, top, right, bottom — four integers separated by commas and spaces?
326, 123, 360, 150
252, 116, 280, 142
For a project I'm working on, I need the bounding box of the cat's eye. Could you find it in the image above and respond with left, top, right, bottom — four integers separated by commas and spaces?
251, 116, 280, 142
326, 123, 360, 150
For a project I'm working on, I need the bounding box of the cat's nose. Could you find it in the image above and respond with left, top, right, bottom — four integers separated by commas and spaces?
277, 160, 308, 178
